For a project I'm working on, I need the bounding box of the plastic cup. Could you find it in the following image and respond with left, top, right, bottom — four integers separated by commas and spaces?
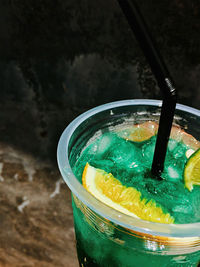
57, 99, 200, 267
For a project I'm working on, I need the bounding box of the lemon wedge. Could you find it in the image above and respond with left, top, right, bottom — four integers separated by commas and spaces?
82, 163, 174, 224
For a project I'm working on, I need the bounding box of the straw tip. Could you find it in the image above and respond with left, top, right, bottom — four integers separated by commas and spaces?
151, 167, 163, 181
145, 169, 163, 181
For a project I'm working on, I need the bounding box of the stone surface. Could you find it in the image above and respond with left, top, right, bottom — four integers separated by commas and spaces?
0, 143, 78, 266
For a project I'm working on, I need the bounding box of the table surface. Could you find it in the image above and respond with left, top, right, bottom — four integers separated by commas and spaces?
0, 142, 79, 267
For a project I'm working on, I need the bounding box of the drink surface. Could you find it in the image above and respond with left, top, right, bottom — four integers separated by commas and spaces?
73, 122, 200, 224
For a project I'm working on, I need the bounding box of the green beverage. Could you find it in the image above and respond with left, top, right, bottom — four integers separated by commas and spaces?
57, 100, 200, 267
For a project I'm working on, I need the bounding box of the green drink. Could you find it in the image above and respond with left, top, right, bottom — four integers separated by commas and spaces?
57, 100, 200, 266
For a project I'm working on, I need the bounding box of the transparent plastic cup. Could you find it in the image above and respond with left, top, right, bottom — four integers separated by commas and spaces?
57, 100, 200, 267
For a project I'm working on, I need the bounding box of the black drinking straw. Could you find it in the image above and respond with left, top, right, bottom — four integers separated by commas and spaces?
117, 0, 177, 178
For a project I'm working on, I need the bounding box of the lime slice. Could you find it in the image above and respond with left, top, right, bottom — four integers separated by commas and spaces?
184, 148, 200, 191
82, 163, 174, 224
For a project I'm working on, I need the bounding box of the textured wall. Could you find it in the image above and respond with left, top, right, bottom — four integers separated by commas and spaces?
1, 0, 200, 162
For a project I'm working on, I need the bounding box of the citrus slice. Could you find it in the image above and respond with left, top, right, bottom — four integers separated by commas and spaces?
119, 121, 200, 150
170, 125, 200, 151
184, 148, 200, 191
82, 163, 174, 224
118, 121, 158, 143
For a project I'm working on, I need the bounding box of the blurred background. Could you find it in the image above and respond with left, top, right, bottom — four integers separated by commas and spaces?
0, 0, 200, 266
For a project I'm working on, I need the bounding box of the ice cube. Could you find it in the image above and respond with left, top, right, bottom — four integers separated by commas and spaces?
128, 160, 145, 174
174, 151, 184, 159
97, 134, 112, 154
172, 145, 185, 159
167, 166, 180, 180
142, 142, 155, 162
168, 139, 177, 152
110, 145, 132, 164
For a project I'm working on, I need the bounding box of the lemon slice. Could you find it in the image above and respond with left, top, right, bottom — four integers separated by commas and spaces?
82, 163, 174, 224
184, 148, 200, 191
118, 121, 158, 143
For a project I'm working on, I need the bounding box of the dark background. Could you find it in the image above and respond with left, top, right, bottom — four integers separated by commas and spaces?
1, 0, 200, 163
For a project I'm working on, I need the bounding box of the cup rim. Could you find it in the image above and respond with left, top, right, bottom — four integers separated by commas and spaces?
57, 99, 200, 238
